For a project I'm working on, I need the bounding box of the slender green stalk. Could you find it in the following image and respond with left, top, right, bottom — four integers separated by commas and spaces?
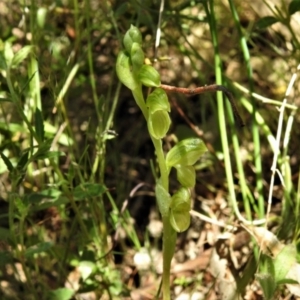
205, 0, 241, 222
132, 85, 175, 300
84, 0, 98, 113
228, 0, 264, 217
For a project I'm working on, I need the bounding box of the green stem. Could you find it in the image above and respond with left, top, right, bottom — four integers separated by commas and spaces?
205, 0, 240, 218
132, 86, 175, 299
228, 0, 264, 217
132, 87, 148, 119
162, 217, 176, 300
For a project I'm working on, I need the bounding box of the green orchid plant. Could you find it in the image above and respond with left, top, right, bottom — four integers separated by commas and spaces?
116, 25, 208, 299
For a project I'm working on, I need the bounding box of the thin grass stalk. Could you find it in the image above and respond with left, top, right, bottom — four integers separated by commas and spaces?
296, 165, 300, 235
73, 0, 81, 54
205, 0, 240, 221
226, 101, 254, 219
84, 0, 98, 115
228, 0, 265, 218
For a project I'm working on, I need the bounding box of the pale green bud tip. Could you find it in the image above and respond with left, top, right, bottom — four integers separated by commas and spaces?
138, 65, 161, 87
123, 25, 142, 54
130, 43, 144, 70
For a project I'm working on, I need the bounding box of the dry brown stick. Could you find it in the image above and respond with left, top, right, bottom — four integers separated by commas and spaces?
160, 83, 245, 127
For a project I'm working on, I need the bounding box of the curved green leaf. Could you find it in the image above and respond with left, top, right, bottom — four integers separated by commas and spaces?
255, 16, 279, 29
289, 0, 300, 15
116, 50, 139, 90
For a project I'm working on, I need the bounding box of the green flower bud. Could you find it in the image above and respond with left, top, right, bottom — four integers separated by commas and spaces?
170, 187, 191, 210
123, 25, 142, 54
131, 42, 144, 72
146, 88, 170, 113
166, 138, 207, 169
175, 165, 196, 188
116, 50, 138, 90
170, 210, 190, 232
148, 110, 171, 139
169, 188, 191, 232
138, 65, 161, 87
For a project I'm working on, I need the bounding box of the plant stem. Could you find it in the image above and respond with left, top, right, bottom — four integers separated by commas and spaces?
132, 86, 175, 299
162, 217, 176, 300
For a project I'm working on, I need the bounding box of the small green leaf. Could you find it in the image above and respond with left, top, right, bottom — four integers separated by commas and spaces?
289, 0, 300, 15
0, 152, 14, 172
155, 181, 171, 217
255, 16, 279, 29
277, 278, 298, 285
11, 45, 34, 67
47, 288, 75, 300
116, 50, 139, 90
78, 261, 96, 281
274, 244, 297, 283
166, 137, 207, 169
256, 273, 276, 300
25, 242, 54, 258
148, 110, 171, 139
175, 165, 196, 188
138, 65, 161, 87
146, 88, 170, 113
123, 25, 142, 53
16, 150, 29, 171
4, 43, 14, 66
35, 108, 45, 143
73, 183, 106, 200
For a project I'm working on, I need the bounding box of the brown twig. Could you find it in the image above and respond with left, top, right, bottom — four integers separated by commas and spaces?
160, 83, 245, 127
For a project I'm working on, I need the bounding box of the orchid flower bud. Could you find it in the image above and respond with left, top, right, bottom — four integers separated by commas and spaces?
146, 88, 171, 139
169, 188, 191, 232
123, 25, 142, 54
131, 42, 144, 72
138, 65, 161, 87
175, 165, 196, 188
166, 138, 207, 169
